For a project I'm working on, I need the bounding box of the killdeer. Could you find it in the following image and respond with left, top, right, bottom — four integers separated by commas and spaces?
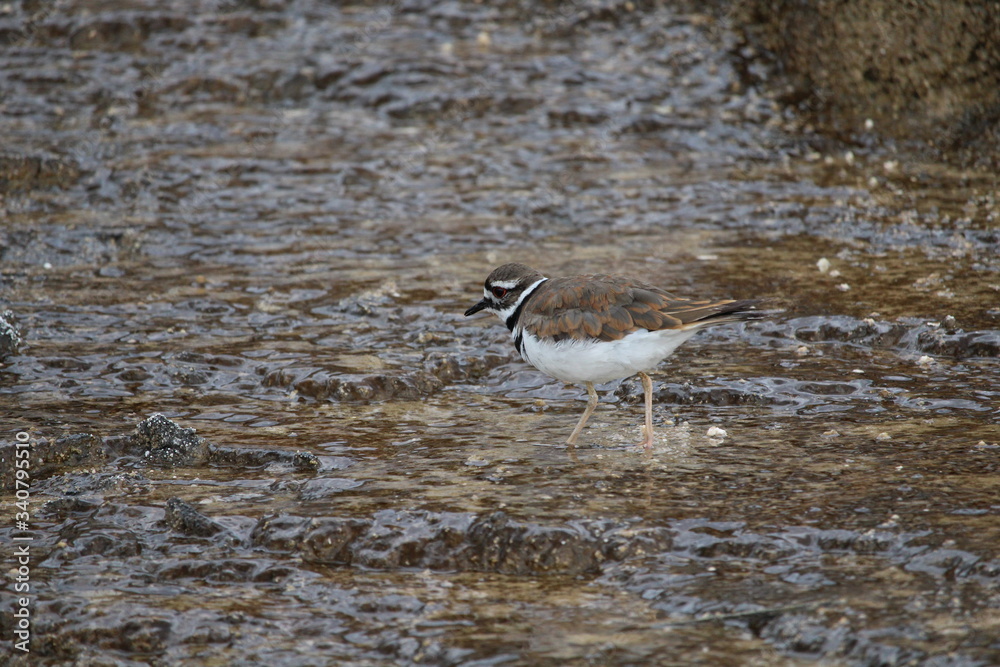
464, 263, 760, 449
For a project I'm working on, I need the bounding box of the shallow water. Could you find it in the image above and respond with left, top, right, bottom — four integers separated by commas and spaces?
2, 1, 999, 665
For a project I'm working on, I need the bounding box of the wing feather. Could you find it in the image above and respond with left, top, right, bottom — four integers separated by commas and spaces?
520, 274, 758, 342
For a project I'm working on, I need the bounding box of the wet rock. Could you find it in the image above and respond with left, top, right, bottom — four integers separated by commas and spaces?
250, 509, 1000, 620
207, 444, 320, 471
129, 414, 209, 466
772, 316, 909, 349
262, 351, 510, 402
904, 547, 981, 578
547, 106, 611, 127
157, 76, 246, 105
908, 329, 1000, 359
759, 613, 928, 665
754, 316, 1000, 359
795, 528, 898, 554
298, 477, 364, 500
737, 0, 1000, 166
210, 13, 289, 37
39, 497, 103, 517
462, 512, 624, 575
0, 225, 142, 268
83, 530, 144, 559
424, 352, 503, 383
0, 152, 82, 193
0, 309, 21, 360
69, 19, 145, 51
0, 433, 107, 492
40, 471, 151, 502
81, 614, 172, 654
252, 510, 675, 576
164, 497, 226, 538
250, 514, 314, 552
66, 14, 193, 52
619, 113, 674, 134
155, 557, 295, 583
264, 367, 445, 402
38, 433, 109, 469
647, 381, 774, 407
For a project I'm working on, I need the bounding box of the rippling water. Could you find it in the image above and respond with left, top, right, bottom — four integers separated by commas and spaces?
2, 1, 998, 664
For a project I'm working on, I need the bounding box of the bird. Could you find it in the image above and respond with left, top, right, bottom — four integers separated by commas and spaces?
464, 262, 760, 448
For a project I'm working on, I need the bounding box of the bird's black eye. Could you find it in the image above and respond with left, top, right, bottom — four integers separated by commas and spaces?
490, 286, 508, 299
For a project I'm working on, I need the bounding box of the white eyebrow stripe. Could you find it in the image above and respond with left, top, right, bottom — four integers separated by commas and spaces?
490, 280, 519, 290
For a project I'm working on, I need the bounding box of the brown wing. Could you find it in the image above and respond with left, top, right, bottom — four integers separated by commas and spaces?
522, 274, 758, 342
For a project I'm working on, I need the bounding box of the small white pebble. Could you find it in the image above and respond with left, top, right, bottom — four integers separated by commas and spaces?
43, 261, 53, 269
883, 160, 898, 173
706, 426, 728, 438
852, 369, 865, 374
844, 150, 855, 165
836, 283, 850, 291
868, 176, 879, 188
817, 257, 831, 273
795, 345, 810, 356
476, 31, 491, 47
864, 118, 875, 131
822, 430, 840, 437
828, 269, 841, 278
916, 355, 934, 366
875, 432, 892, 441
440, 41, 454, 56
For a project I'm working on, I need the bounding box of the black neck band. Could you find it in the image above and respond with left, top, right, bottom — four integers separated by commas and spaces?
505, 279, 545, 332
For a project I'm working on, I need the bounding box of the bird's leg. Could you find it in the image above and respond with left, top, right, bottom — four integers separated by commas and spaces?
567, 382, 599, 445
639, 372, 655, 449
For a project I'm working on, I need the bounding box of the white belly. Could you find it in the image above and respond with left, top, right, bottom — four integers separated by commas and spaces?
517, 328, 700, 384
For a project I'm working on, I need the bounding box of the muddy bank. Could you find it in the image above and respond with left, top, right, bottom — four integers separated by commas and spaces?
736, 0, 1000, 167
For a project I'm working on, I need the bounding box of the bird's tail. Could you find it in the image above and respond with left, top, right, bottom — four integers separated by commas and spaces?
677, 299, 764, 329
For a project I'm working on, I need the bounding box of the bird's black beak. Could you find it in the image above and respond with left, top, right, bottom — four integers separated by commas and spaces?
464, 298, 489, 317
